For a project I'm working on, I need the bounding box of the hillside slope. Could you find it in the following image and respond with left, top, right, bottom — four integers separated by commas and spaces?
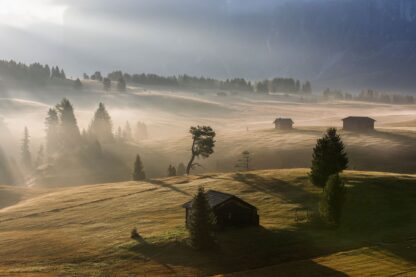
0, 169, 415, 276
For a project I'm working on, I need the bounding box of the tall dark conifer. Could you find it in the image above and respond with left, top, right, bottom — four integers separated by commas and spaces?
89, 103, 113, 143
21, 127, 32, 172
132, 154, 146, 181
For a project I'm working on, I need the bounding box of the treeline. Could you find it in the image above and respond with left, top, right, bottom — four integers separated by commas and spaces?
323, 89, 415, 104
255, 78, 311, 94
0, 60, 67, 86
85, 70, 311, 93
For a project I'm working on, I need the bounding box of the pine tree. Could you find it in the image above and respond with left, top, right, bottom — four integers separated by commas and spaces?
89, 103, 113, 143
319, 174, 346, 226
56, 98, 81, 150
117, 77, 126, 91
132, 154, 146, 180
45, 108, 60, 156
123, 121, 133, 141
177, 163, 186, 176
189, 187, 216, 250
21, 127, 32, 172
60, 69, 66, 79
36, 145, 45, 168
103, 78, 111, 91
309, 128, 348, 188
73, 78, 82, 89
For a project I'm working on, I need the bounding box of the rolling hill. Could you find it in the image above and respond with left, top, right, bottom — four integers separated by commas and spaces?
0, 169, 416, 276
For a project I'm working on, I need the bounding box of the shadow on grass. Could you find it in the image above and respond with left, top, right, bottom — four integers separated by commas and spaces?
128, 225, 348, 276
233, 172, 318, 207
148, 179, 191, 196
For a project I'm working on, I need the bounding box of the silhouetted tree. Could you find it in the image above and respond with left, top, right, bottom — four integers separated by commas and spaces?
21, 127, 32, 172
56, 98, 81, 150
117, 77, 126, 91
36, 145, 45, 168
319, 174, 346, 226
235, 150, 251, 171
132, 154, 146, 180
91, 71, 103, 81
88, 103, 113, 143
309, 128, 348, 188
177, 163, 186, 176
45, 108, 60, 156
103, 78, 111, 91
73, 78, 82, 90
168, 165, 176, 176
188, 187, 216, 250
83, 73, 89, 80
186, 126, 216, 175
123, 121, 133, 141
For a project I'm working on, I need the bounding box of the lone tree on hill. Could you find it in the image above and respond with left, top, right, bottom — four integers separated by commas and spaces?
21, 127, 32, 172
309, 128, 348, 188
319, 174, 346, 226
186, 126, 216, 175
132, 154, 146, 181
235, 150, 251, 171
189, 187, 216, 250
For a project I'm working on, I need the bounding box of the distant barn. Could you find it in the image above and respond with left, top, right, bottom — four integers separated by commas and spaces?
342, 116, 375, 132
274, 118, 294, 130
182, 190, 259, 229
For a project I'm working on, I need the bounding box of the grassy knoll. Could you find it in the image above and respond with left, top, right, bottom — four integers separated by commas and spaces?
0, 169, 415, 276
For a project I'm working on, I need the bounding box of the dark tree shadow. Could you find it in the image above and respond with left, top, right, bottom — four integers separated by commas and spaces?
148, 179, 191, 196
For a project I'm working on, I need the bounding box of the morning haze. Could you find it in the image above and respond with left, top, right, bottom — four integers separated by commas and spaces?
0, 0, 416, 276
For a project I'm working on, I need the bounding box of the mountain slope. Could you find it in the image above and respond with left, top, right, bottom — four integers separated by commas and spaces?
0, 169, 416, 276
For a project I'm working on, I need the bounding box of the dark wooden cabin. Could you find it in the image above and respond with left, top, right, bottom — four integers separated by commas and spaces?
342, 116, 375, 132
274, 118, 294, 130
182, 190, 259, 229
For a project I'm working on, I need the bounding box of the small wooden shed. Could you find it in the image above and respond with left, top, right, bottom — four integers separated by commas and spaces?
342, 116, 375, 132
274, 118, 294, 129
182, 190, 259, 229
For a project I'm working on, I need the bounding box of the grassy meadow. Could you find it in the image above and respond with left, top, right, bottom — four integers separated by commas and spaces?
0, 169, 415, 276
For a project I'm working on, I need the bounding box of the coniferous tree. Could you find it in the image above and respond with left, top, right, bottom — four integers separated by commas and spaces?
36, 145, 45, 167
189, 187, 216, 250
177, 163, 186, 176
60, 69, 66, 79
103, 78, 111, 91
56, 98, 81, 150
132, 154, 146, 180
309, 128, 348, 188
88, 103, 113, 143
186, 126, 216, 175
235, 150, 251, 171
73, 78, 82, 89
123, 121, 133, 141
117, 77, 126, 91
319, 174, 346, 226
21, 127, 32, 172
83, 73, 89, 80
45, 108, 60, 156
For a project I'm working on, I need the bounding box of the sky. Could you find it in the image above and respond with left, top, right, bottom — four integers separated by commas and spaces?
0, 0, 292, 79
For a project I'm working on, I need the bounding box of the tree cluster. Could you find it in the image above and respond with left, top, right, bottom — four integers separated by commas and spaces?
322, 88, 415, 104
255, 78, 311, 94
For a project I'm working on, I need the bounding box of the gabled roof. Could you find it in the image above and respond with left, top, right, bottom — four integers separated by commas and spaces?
274, 118, 294, 124
342, 116, 376, 122
182, 190, 256, 210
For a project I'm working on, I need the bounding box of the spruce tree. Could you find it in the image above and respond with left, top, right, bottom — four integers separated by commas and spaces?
132, 154, 146, 180
36, 145, 45, 167
103, 78, 111, 91
123, 121, 133, 141
89, 103, 113, 143
309, 128, 348, 188
319, 174, 346, 226
189, 187, 216, 250
177, 163, 186, 176
56, 98, 81, 150
117, 77, 126, 91
45, 108, 60, 156
21, 127, 32, 172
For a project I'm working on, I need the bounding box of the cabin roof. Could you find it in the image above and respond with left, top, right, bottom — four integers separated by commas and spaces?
342, 116, 376, 122
182, 190, 256, 210
274, 118, 294, 124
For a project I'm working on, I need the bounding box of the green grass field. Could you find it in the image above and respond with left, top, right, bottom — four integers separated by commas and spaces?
1, 169, 416, 276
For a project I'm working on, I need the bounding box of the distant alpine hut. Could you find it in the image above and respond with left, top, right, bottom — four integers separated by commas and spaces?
274, 118, 294, 130
342, 116, 375, 132
182, 190, 259, 229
